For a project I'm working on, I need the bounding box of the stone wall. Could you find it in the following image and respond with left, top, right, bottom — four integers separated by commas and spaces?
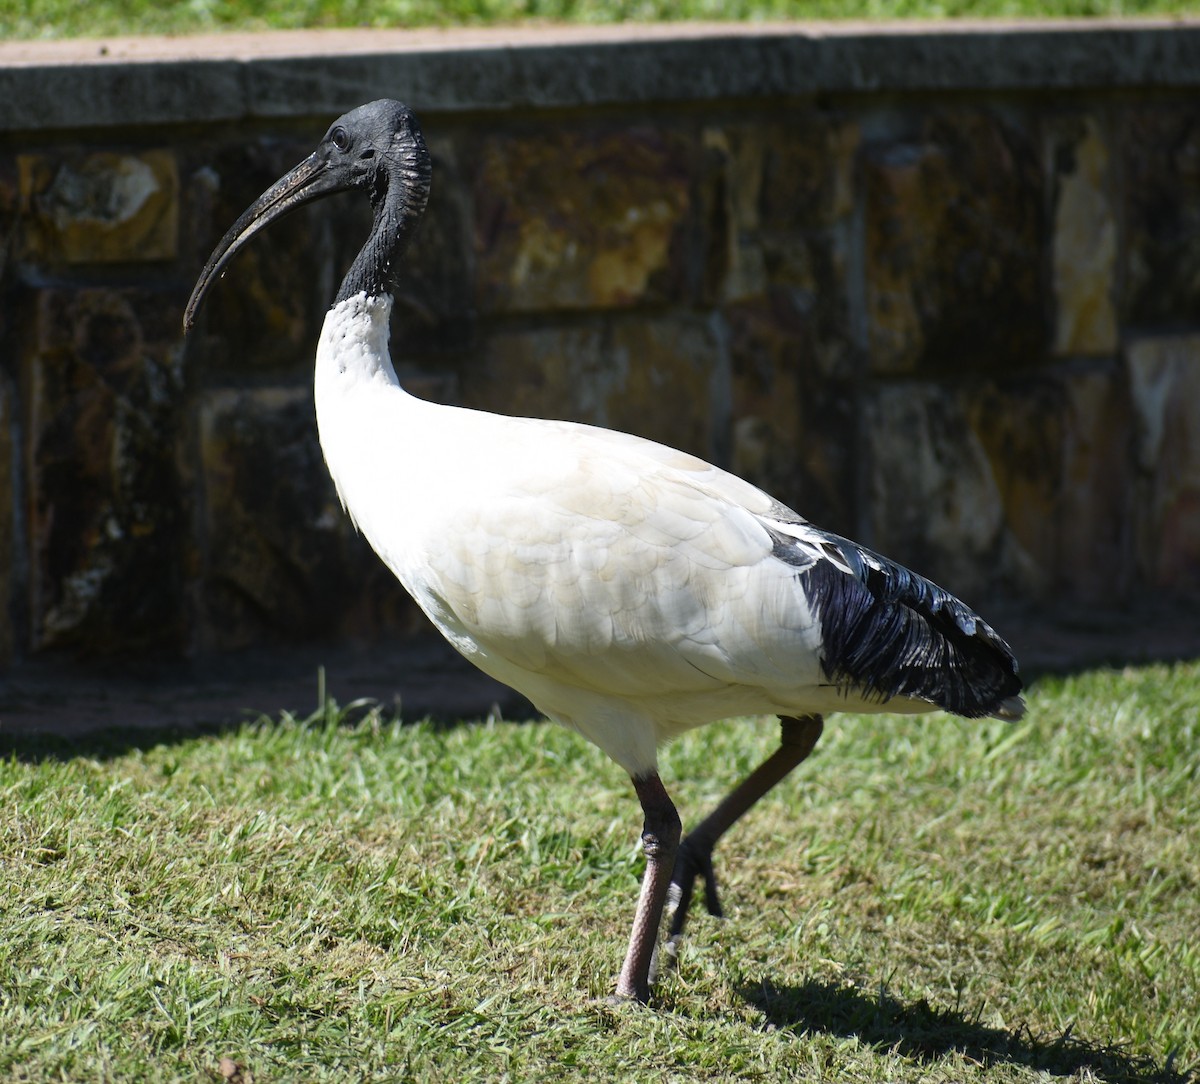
1, 22, 1199, 667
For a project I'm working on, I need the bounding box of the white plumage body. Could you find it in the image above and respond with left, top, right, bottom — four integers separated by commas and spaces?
316, 293, 931, 775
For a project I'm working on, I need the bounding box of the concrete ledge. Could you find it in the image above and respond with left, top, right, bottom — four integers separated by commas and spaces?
2, 20, 1199, 132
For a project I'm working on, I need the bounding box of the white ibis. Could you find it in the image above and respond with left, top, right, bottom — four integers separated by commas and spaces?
184, 100, 1024, 1003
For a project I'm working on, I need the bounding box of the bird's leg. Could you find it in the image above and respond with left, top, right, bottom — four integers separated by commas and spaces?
614, 772, 682, 1002
666, 713, 823, 957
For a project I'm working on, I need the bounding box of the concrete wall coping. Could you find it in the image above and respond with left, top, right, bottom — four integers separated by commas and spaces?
3, 19, 1199, 133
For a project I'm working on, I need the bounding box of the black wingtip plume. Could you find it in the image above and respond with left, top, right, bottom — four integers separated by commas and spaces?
801, 541, 1024, 720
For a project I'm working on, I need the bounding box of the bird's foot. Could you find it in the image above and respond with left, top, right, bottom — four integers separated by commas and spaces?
663, 835, 722, 965
670, 835, 723, 920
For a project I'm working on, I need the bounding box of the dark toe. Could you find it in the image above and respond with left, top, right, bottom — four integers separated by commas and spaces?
667, 836, 722, 939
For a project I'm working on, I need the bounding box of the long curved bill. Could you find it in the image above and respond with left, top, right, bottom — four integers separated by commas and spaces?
183, 151, 347, 333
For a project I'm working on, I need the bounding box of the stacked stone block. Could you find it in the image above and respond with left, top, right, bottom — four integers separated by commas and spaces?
1, 28, 1198, 667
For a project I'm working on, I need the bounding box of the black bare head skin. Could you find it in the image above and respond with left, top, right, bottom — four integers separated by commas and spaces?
183, 99, 431, 331
319, 100, 429, 208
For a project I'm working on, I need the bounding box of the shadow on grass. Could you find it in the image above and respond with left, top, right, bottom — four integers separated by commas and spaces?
0, 638, 532, 763
0, 718, 245, 764
740, 977, 1196, 1084
0, 701, 459, 764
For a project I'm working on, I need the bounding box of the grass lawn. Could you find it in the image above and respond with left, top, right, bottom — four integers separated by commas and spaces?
2, 0, 1198, 41
0, 659, 1197, 1082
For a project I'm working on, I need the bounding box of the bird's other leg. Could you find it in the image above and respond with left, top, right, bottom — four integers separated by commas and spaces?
614, 772, 682, 1003
666, 714, 823, 957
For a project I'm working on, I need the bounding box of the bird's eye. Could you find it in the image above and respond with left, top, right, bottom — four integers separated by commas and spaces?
330, 126, 350, 153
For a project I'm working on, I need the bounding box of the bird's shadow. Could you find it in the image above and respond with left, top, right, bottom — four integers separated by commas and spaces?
738, 977, 1195, 1084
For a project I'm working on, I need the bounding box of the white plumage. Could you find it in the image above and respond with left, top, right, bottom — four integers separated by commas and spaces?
315, 293, 947, 775
186, 100, 1024, 1003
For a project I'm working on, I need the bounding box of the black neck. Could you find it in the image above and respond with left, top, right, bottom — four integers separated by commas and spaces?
335, 144, 431, 305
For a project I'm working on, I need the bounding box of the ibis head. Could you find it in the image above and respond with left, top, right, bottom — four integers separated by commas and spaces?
183, 99, 431, 333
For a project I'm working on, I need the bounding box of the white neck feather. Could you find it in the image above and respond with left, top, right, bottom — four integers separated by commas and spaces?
314, 292, 409, 532
312, 291, 467, 584
315, 292, 399, 386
